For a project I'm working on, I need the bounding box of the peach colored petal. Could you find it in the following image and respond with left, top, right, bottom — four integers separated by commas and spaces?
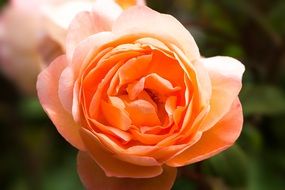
129, 128, 170, 145
148, 49, 185, 91
136, 91, 158, 111
66, 11, 112, 60
37, 55, 85, 150
78, 151, 177, 190
42, 0, 95, 48
126, 99, 161, 126
72, 80, 81, 123
113, 6, 200, 61
92, 0, 122, 21
87, 62, 123, 119
70, 32, 114, 77
101, 100, 132, 131
58, 66, 74, 112
199, 56, 245, 131
95, 132, 159, 156
165, 96, 177, 116
172, 44, 211, 108
114, 153, 160, 166
127, 73, 180, 100
144, 74, 180, 94
118, 54, 152, 87
89, 118, 131, 142
151, 132, 202, 162
166, 99, 243, 167
135, 37, 174, 58
80, 128, 163, 178
170, 44, 211, 133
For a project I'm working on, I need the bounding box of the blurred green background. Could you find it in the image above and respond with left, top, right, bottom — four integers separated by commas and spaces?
1, 0, 285, 189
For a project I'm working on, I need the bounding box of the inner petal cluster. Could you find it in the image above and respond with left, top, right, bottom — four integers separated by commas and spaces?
79, 38, 195, 148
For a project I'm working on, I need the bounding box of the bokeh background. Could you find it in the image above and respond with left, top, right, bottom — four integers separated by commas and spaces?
1, 0, 285, 189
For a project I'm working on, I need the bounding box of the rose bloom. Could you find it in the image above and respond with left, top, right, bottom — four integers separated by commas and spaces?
37, 5, 245, 190
0, 0, 143, 94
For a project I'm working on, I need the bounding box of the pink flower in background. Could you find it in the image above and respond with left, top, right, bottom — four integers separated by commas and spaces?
37, 5, 244, 190
0, 0, 144, 95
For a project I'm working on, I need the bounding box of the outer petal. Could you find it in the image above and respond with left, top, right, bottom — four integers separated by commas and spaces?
37, 55, 85, 150
199, 56, 245, 131
78, 151, 177, 190
112, 6, 200, 61
58, 66, 74, 112
166, 99, 243, 167
66, 0, 122, 59
80, 128, 163, 178
66, 12, 108, 60
42, 0, 95, 48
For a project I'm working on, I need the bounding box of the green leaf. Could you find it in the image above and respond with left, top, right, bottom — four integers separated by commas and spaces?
248, 157, 285, 190
43, 156, 83, 190
240, 84, 285, 116
223, 44, 244, 59
269, 0, 285, 35
203, 145, 248, 187
173, 178, 197, 190
238, 123, 263, 155
18, 97, 46, 121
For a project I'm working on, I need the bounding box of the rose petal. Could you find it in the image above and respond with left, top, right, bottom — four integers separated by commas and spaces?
126, 99, 161, 126
58, 66, 74, 112
166, 99, 243, 167
113, 6, 200, 61
101, 100, 132, 131
92, 0, 122, 22
89, 118, 132, 142
80, 128, 163, 178
66, 11, 113, 60
114, 153, 160, 167
78, 151, 177, 190
37, 55, 85, 150
71, 32, 115, 77
43, 0, 99, 48
199, 56, 245, 131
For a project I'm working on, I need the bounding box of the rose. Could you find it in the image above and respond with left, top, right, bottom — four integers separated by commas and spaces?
37, 6, 244, 190
0, 0, 142, 94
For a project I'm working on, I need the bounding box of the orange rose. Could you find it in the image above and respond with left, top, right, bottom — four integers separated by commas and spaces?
0, 0, 142, 94
37, 6, 244, 190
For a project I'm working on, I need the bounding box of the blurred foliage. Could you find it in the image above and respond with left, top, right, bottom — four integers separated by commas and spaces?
1, 0, 285, 190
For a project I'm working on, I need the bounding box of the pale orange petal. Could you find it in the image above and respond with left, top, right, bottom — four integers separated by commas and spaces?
92, 0, 122, 21
66, 11, 112, 60
199, 56, 245, 131
166, 99, 243, 167
80, 128, 163, 178
118, 54, 152, 86
114, 153, 160, 166
70, 32, 114, 78
101, 100, 132, 131
89, 118, 132, 142
36, 55, 85, 150
113, 6, 200, 61
126, 99, 161, 126
77, 151, 177, 190
42, 0, 95, 48
58, 66, 74, 112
